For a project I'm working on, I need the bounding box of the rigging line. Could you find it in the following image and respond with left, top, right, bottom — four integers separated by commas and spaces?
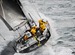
25, 3, 41, 20
23, 2, 40, 19
32, 4, 41, 19
28, 13, 37, 26
0, 0, 6, 19
0, 33, 6, 41
17, 29, 21, 37
21, 6, 37, 26
24, 6, 37, 19
0, 0, 6, 41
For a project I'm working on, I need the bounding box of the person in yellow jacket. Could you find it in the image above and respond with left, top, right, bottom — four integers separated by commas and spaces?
39, 19, 48, 32
30, 26, 37, 36
30, 26, 41, 46
24, 35, 28, 41
22, 35, 28, 46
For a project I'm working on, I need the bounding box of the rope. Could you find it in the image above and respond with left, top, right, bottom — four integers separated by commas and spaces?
0, 0, 6, 41
0, 33, 6, 41
0, 0, 6, 19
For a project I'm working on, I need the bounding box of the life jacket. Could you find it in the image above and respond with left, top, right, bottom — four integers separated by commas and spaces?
24, 35, 28, 40
39, 19, 47, 32
30, 26, 37, 36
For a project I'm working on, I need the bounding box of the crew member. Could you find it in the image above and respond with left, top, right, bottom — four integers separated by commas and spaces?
30, 26, 37, 36
30, 26, 41, 46
22, 35, 28, 45
39, 19, 48, 32
24, 35, 28, 41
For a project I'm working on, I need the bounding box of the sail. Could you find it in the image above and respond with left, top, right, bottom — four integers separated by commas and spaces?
0, 0, 26, 30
